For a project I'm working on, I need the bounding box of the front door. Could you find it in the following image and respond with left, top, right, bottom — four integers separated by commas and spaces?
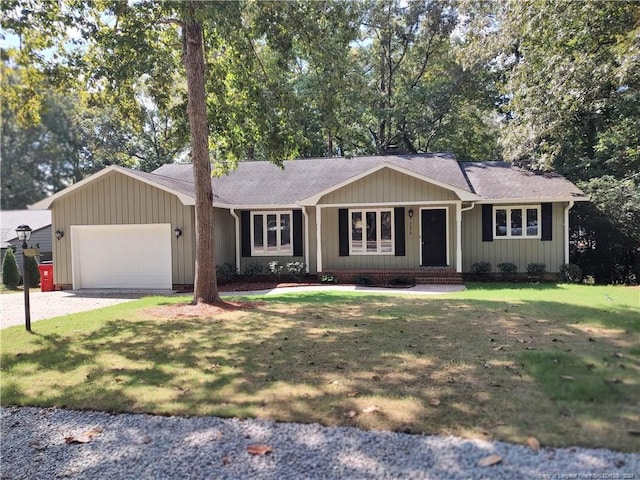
421, 209, 447, 266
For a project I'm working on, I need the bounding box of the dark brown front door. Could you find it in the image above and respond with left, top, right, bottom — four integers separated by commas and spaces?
421, 209, 447, 266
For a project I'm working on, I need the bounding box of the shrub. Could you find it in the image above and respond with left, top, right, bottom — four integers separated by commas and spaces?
497, 262, 518, 274
244, 263, 265, 277
389, 276, 414, 286
559, 263, 582, 283
2, 249, 21, 289
526, 262, 547, 275
321, 275, 337, 284
285, 262, 306, 280
353, 275, 373, 286
216, 263, 237, 284
268, 261, 284, 279
26, 256, 40, 287
470, 262, 492, 275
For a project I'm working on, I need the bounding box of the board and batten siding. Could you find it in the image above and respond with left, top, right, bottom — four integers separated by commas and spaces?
319, 167, 457, 205
51, 171, 196, 287
238, 208, 311, 274
462, 202, 567, 273
213, 208, 236, 266
320, 204, 457, 270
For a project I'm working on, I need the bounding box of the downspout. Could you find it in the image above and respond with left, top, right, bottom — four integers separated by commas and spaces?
302, 206, 310, 274
564, 201, 574, 265
230, 208, 241, 274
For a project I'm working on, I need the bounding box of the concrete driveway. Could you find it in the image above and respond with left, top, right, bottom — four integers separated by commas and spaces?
0, 289, 176, 329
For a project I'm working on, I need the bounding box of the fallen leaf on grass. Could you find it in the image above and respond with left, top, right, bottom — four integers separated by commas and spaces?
347, 410, 358, 418
515, 337, 526, 344
477, 454, 502, 467
64, 427, 103, 444
560, 375, 575, 381
429, 399, 441, 407
526, 437, 540, 452
362, 405, 381, 414
247, 444, 273, 456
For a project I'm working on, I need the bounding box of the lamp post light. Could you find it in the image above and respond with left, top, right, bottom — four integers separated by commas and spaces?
15, 224, 33, 332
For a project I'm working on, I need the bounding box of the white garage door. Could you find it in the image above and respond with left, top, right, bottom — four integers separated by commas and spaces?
71, 224, 172, 289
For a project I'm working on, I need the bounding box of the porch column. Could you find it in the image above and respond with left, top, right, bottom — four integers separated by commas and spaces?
230, 209, 241, 274
316, 206, 323, 273
455, 202, 462, 273
302, 207, 310, 273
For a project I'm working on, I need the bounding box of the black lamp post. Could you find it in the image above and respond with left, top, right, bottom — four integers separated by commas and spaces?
16, 224, 33, 332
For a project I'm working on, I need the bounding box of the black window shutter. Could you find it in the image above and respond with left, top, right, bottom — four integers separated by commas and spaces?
482, 204, 493, 242
394, 207, 405, 256
541, 203, 552, 241
293, 210, 303, 257
338, 208, 349, 256
241, 210, 251, 257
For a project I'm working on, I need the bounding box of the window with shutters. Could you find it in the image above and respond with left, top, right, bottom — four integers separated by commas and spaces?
493, 206, 541, 239
251, 211, 293, 255
349, 209, 394, 255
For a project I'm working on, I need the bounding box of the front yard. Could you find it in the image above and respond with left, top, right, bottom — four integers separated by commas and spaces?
1, 283, 638, 452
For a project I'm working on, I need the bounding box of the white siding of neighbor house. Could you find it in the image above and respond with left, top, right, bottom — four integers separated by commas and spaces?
51, 171, 196, 287
462, 202, 567, 273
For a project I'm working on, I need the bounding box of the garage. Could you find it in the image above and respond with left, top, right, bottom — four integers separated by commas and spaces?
71, 224, 172, 289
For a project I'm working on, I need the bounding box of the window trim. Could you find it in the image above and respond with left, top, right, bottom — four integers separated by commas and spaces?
250, 210, 294, 256
493, 205, 541, 240
348, 208, 395, 255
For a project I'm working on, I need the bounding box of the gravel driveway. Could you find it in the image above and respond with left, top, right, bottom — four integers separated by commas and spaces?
2, 407, 638, 480
0, 289, 175, 329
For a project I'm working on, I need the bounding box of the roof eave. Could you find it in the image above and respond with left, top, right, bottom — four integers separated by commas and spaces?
474, 195, 590, 204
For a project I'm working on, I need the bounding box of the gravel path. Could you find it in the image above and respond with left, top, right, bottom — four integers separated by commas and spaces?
2, 407, 638, 480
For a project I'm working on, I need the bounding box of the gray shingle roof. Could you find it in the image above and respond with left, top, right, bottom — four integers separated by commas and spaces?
154, 153, 475, 206
461, 162, 587, 201
1, 210, 51, 243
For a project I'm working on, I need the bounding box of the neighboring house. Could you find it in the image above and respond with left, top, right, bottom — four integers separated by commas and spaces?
1, 210, 53, 275
31, 154, 588, 290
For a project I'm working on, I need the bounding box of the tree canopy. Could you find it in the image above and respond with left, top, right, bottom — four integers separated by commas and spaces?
2, 0, 638, 284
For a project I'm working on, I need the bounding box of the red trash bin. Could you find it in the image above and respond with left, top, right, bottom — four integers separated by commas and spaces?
38, 264, 54, 292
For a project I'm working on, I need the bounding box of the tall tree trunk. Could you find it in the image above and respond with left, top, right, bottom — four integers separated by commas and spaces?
183, 4, 221, 305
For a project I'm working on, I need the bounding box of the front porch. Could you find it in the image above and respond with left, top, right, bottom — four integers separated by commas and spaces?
319, 267, 463, 285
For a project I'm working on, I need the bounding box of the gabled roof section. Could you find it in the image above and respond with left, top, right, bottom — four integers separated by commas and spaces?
155, 153, 477, 207
30, 165, 196, 209
461, 162, 589, 202
299, 161, 479, 205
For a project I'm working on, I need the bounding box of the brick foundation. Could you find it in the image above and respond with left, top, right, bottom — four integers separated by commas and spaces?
319, 268, 463, 285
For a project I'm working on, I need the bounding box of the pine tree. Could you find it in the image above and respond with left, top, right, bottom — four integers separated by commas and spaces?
2, 248, 21, 290
26, 256, 41, 288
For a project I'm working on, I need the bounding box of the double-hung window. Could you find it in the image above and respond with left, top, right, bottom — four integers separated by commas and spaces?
349, 209, 394, 254
494, 205, 541, 239
251, 211, 292, 255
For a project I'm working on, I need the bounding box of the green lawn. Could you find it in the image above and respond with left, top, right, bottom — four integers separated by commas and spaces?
1, 283, 638, 452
